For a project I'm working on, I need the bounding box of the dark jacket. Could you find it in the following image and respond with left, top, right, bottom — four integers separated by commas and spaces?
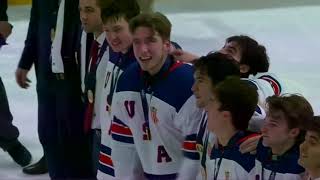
18, 0, 81, 89
0, 0, 8, 21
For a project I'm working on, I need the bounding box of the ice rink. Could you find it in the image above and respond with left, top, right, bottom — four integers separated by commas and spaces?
0, 1, 319, 179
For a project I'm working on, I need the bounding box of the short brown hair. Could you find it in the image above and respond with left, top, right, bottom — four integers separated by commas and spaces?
304, 116, 320, 137
129, 12, 171, 41
213, 76, 258, 131
266, 94, 314, 143
194, 52, 240, 86
226, 35, 269, 77
100, 0, 140, 24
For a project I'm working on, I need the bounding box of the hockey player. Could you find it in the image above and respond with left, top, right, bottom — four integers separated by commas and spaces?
186, 51, 267, 180
219, 35, 283, 104
183, 52, 266, 180
299, 116, 320, 180
79, 0, 108, 174
216, 35, 280, 133
171, 35, 279, 132
96, 0, 140, 179
178, 52, 240, 179
205, 76, 259, 179
171, 35, 283, 99
252, 94, 314, 180
110, 12, 202, 179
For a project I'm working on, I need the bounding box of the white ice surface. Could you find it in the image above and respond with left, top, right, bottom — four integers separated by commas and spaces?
0, 4, 319, 180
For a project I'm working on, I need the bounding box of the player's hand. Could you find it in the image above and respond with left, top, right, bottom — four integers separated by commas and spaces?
170, 49, 199, 63
239, 134, 261, 154
15, 68, 31, 89
0, 21, 13, 39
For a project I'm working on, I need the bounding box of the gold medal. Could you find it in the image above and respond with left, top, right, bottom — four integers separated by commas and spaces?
75, 52, 79, 65
106, 103, 111, 114
50, 28, 56, 42
146, 127, 152, 140
87, 90, 94, 103
196, 144, 203, 152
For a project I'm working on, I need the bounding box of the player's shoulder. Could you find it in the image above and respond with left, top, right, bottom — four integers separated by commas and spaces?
166, 61, 194, 88
158, 61, 195, 111
250, 72, 284, 95
116, 62, 142, 93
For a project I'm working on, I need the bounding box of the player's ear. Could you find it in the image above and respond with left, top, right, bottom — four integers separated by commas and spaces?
240, 64, 250, 74
289, 128, 300, 139
163, 39, 171, 51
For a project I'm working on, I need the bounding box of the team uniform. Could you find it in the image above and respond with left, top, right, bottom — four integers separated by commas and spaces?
80, 31, 110, 175
192, 76, 275, 180
251, 140, 305, 180
242, 76, 274, 132
194, 109, 264, 180
251, 72, 284, 96
81, 32, 109, 130
110, 57, 203, 179
97, 47, 136, 179
207, 131, 258, 180
177, 112, 212, 180
245, 72, 285, 131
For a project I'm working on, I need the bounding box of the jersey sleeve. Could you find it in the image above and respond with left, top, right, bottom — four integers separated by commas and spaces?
175, 95, 203, 179
242, 77, 275, 107
248, 105, 266, 132
242, 78, 270, 132
110, 92, 144, 179
255, 72, 285, 96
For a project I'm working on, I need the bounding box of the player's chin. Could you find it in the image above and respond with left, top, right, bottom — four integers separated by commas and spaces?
82, 26, 92, 33
138, 63, 149, 71
110, 44, 122, 53
261, 137, 271, 146
196, 100, 206, 109
297, 157, 307, 167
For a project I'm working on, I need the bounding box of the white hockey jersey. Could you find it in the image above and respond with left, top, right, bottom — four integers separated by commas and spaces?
191, 108, 264, 180
178, 72, 284, 180
97, 47, 137, 179
110, 58, 203, 179
251, 140, 305, 180
251, 72, 285, 96
242, 73, 283, 132
80, 32, 110, 130
207, 131, 258, 180
179, 72, 272, 179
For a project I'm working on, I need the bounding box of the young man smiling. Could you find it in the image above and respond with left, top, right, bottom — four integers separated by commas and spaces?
96, 0, 140, 179
110, 12, 202, 179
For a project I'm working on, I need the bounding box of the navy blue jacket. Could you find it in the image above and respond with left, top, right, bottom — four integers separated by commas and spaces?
18, 0, 81, 89
0, 0, 8, 21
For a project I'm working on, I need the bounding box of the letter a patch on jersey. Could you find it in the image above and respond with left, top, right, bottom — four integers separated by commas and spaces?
124, 101, 135, 118
157, 145, 172, 163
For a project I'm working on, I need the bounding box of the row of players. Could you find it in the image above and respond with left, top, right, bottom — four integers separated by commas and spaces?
75, 0, 319, 179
